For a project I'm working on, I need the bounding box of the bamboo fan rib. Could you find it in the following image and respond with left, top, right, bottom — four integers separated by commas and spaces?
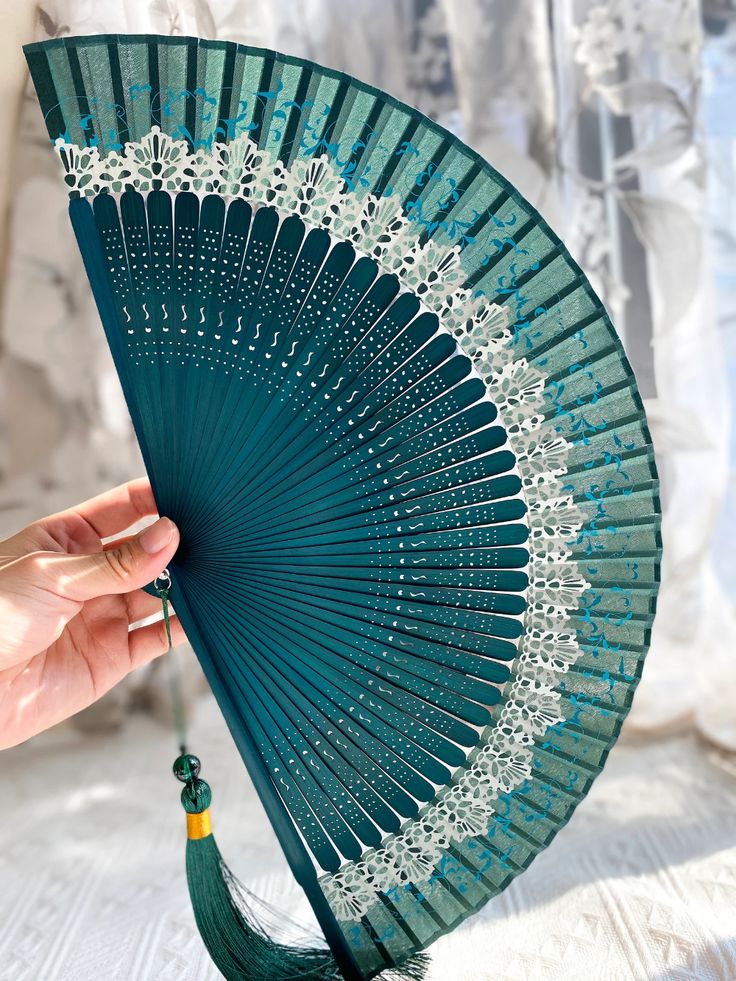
25, 33, 661, 981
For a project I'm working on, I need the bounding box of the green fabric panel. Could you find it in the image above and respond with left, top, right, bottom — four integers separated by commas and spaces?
45, 43, 85, 144
118, 39, 152, 142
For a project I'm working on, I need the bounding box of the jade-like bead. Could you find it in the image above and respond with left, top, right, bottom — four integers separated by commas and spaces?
173, 753, 201, 783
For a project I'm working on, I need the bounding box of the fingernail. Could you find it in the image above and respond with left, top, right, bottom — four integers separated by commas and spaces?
139, 517, 175, 554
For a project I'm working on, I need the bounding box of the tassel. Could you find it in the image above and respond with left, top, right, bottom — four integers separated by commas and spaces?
173, 754, 429, 981
174, 752, 339, 979
159, 579, 428, 981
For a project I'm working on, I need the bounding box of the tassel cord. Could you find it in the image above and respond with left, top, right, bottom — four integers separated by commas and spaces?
156, 569, 188, 755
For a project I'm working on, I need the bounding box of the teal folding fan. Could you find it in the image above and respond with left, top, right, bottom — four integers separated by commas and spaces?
25, 34, 661, 981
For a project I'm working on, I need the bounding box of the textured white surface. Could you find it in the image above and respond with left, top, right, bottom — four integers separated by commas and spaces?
2, 696, 735, 981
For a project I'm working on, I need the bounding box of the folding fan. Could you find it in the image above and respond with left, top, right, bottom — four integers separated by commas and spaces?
25, 34, 661, 981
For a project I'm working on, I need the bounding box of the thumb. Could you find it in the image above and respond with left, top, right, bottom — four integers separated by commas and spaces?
34, 517, 179, 602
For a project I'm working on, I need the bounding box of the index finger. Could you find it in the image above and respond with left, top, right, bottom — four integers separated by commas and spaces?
57, 478, 158, 541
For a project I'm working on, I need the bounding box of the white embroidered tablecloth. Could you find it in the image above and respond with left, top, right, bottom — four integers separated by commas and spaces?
1, 696, 735, 981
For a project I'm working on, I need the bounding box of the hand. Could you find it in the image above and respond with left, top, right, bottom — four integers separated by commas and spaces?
0, 479, 184, 749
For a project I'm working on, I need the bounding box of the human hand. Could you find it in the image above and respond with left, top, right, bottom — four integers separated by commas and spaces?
0, 479, 184, 749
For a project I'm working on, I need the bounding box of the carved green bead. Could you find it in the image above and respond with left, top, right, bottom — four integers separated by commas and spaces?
173, 753, 201, 784
181, 778, 212, 814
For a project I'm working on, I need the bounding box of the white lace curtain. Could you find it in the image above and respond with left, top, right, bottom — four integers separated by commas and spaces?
1, 0, 733, 743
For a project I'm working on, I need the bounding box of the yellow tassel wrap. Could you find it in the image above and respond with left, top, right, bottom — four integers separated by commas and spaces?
187, 808, 212, 840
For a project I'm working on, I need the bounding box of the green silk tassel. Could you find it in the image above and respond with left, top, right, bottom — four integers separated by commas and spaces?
175, 754, 344, 980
